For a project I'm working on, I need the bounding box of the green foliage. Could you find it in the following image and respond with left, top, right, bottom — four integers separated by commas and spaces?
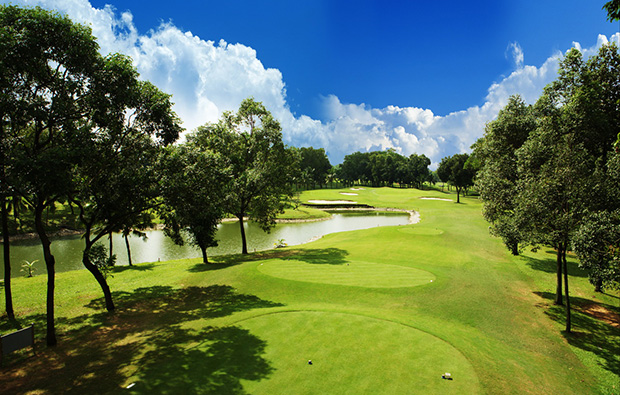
474, 95, 536, 254
158, 140, 227, 264
572, 210, 620, 291
273, 238, 287, 248
603, 0, 620, 21
437, 153, 475, 203
0, 4, 182, 340
194, 98, 297, 254
86, 245, 116, 279
298, 147, 332, 188
477, 43, 620, 332
337, 150, 430, 188
20, 260, 37, 278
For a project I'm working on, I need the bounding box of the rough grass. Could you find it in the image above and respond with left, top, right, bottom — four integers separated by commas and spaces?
0, 187, 618, 394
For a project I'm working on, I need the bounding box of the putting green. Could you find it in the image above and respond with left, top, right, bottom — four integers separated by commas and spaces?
257, 259, 435, 288
238, 311, 480, 394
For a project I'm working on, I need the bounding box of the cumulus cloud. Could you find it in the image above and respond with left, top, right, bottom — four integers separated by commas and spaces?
7, 1, 620, 167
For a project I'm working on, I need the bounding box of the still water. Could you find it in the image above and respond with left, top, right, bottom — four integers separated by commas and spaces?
1, 211, 409, 278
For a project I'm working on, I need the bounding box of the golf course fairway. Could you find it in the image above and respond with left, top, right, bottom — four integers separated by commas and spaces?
0, 187, 618, 394
257, 259, 435, 288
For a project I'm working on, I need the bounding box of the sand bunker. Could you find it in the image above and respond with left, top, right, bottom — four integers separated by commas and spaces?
307, 200, 357, 204
351, 188, 364, 190
420, 197, 452, 201
340, 192, 358, 196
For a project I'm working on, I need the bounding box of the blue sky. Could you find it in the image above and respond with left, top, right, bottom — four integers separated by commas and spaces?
6, 0, 620, 165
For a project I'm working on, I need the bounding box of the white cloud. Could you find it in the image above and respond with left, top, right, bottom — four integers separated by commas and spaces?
506, 42, 524, 69
6, 1, 620, 168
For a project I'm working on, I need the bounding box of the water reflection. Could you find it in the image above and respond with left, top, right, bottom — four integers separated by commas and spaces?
1, 211, 409, 277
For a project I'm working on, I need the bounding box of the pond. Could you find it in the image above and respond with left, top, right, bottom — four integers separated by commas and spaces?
0, 211, 410, 278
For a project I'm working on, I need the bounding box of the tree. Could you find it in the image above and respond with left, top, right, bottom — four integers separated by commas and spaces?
338, 151, 371, 186
159, 138, 227, 264
407, 153, 431, 189
572, 210, 620, 292
69, 67, 181, 312
474, 95, 536, 255
513, 44, 620, 332
603, 0, 620, 21
2, 5, 103, 346
437, 154, 475, 203
299, 147, 332, 188
196, 98, 297, 254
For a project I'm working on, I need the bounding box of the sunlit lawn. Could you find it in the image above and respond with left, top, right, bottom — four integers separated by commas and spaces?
1, 187, 618, 394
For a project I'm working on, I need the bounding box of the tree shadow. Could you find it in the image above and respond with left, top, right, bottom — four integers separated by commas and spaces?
128, 325, 272, 394
0, 285, 283, 393
534, 291, 620, 377
283, 248, 349, 265
522, 251, 588, 278
112, 263, 156, 273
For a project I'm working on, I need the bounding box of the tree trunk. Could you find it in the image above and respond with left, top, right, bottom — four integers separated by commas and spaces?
510, 242, 519, 256
456, 187, 461, 203
2, 197, 15, 320
82, 247, 115, 312
109, 232, 113, 260
35, 203, 57, 346
239, 215, 248, 254
200, 245, 209, 264
555, 247, 563, 305
562, 246, 571, 333
594, 277, 603, 293
124, 233, 133, 266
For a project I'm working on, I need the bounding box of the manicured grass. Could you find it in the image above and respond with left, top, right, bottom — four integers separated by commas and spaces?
257, 256, 435, 288
238, 311, 480, 394
1, 187, 618, 394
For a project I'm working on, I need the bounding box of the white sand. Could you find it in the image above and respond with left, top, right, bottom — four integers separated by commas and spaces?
340, 192, 358, 196
420, 197, 452, 201
308, 200, 357, 204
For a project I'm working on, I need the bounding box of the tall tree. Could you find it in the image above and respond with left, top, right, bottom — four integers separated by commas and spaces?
2, 5, 102, 346
338, 151, 371, 186
299, 147, 332, 188
159, 137, 227, 264
69, 59, 181, 312
437, 154, 475, 203
196, 98, 297, 254
407, 153, 431, 189
474, 95, 536, 255
572, 210, 620, 292
514, 44, 620, 332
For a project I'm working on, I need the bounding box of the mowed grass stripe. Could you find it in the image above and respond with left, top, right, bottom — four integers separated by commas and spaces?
257, 259, 435, 288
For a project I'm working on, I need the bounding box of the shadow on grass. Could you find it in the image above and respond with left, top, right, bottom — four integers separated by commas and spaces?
129, 325, 272, 394
187, 248, 350, 271
522, 252, 588, 278
535, 291, 620, 376
284, 248, 349, 265
112, 263, 156, 273
0, 285, 283, 394
187, 255, 247, 272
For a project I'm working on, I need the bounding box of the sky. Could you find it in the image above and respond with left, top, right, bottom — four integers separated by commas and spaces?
4, 0, 620, 166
